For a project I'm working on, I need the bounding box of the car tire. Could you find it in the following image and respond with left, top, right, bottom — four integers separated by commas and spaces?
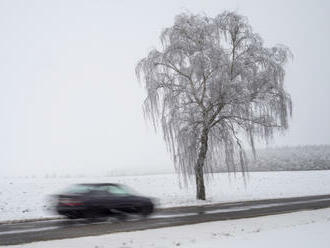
65, 211, 83, 219
140, 204, 154, 217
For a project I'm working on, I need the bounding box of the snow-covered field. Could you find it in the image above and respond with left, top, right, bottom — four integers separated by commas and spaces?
9, 207, 330, 248
1, 170, 330, 222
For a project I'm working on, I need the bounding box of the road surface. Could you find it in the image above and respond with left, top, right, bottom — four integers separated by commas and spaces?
1, 194, 330, 246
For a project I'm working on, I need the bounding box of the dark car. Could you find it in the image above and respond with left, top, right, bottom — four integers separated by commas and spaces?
55, 183, 154, 219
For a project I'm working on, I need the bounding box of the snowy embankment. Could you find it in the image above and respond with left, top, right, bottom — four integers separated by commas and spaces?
9, 207, 330, 248
1, 170, 330, 222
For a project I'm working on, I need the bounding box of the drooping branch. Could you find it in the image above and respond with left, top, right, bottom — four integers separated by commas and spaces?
136, 11, 292, 188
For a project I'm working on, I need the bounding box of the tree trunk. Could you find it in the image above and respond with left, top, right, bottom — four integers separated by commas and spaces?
195, 128, 209, 200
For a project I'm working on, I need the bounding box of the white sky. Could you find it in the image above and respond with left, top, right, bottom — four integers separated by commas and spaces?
0, 0, 329, 176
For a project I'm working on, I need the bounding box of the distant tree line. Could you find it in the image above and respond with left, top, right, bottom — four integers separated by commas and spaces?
213, 145, 330, 172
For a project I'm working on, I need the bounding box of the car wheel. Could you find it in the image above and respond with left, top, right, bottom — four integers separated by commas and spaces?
140, 204, 154, 217
65, 211, 83, 219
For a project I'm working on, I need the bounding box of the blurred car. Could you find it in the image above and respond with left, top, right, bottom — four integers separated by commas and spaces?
54, 183, 154, 219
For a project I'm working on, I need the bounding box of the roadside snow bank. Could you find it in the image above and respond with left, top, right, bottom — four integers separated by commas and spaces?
1, 170, 330, 222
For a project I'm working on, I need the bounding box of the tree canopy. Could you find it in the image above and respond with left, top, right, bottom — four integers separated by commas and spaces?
136, 11, 292, 199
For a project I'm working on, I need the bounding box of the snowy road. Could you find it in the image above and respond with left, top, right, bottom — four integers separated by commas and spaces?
1, 194, 330, 246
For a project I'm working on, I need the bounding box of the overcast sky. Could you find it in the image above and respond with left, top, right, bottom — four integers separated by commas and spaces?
0, 0, 329, 176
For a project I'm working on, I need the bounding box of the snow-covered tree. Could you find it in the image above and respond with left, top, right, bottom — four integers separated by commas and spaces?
136, 12, 292, 200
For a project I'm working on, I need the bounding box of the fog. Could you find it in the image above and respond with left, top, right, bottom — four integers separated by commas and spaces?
1, 0, 329, 176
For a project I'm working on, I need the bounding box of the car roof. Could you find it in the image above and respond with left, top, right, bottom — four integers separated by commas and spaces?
77, 183, 121, 187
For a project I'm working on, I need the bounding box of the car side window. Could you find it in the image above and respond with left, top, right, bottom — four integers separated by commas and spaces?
66, 185, 95, 194
106, 185, 130, 196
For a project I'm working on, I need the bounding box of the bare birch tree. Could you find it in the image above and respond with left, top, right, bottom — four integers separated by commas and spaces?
136, 11, 292, 200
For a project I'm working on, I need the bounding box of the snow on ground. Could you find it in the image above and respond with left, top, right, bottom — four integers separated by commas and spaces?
8, 207, 330, 248
1, 170, 330, 222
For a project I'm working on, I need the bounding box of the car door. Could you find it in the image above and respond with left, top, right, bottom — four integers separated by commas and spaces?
103, 185, 133, 211
85, 189, 110, 209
